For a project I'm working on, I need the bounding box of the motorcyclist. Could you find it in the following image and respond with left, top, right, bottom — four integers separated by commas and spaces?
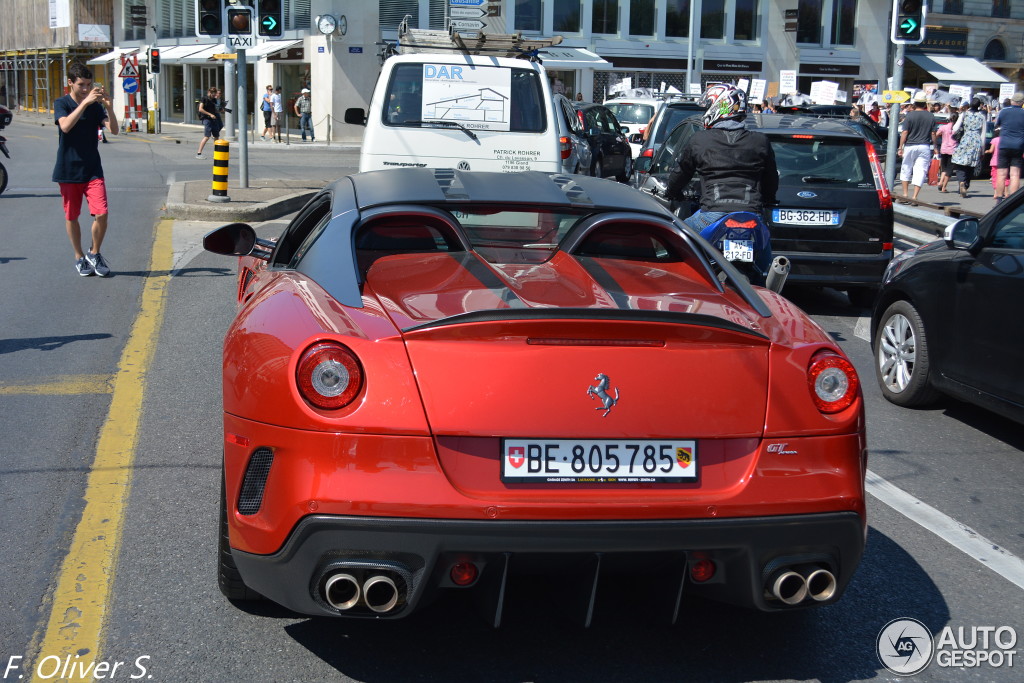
666, 83, 778, 235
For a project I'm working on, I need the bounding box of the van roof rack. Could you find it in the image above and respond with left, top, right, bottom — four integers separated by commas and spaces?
396, 16, 563, 60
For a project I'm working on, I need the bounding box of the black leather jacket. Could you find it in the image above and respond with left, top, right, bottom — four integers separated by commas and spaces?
666, 123, 778, 214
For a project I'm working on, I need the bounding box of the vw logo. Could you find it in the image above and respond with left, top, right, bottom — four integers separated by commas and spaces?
797, 191, 818, 199
457, 161, 471, 171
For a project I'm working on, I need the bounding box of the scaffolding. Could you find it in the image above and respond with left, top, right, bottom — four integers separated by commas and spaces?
0, 46, 102, 112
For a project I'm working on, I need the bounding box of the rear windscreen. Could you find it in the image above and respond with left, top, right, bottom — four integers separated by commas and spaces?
771, 137, 871, 187
605, 103, 655, 125
653, 107, 703, 146
383, 63, 547, 133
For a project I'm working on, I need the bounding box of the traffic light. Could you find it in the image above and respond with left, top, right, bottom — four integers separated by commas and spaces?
148, 47, 161, 74
257, 0, 284, 37
226, 5, 253, 35
891, 0, 926, 44
195, 0, 224, 36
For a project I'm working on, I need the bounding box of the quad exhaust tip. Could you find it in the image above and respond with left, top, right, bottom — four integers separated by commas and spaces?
324, 573, 360, 611
363, 575, 400, 613
770, 570, 808, 605
320, 569, 405, 614
806, 568, 837, 602
766, 565, 837, 605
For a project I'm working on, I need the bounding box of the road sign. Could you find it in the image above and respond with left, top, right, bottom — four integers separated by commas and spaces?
450, 0, 486, 5
118, 58, 139, 79
228, 35, 254, 48
449, 19, 486, 30
450, 6, 486, 17
213, 53, 237, 59
122, 77, 139, 94
882, 89, 911, 104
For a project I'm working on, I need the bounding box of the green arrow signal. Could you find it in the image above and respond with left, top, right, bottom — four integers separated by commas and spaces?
261, 16, 277, 31
899, 18, 918, 34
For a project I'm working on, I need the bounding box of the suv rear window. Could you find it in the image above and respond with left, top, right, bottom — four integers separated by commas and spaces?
652, 105, 704, 147
770, 136, 871, 188
605, 103, 655, 125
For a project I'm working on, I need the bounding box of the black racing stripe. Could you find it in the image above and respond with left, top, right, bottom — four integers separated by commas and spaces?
454, 252, 527, 309
575, 256, 631, 310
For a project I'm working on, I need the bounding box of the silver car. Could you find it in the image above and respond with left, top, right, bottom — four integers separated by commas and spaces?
552, 94, 593, 175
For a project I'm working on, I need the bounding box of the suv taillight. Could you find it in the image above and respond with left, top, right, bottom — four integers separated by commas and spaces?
865, 141, 892, 211
559, 135, 572, 160
641, 148, 654, 158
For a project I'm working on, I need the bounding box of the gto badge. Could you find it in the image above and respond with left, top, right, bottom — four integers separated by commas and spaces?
587, 373, 620, 417
797, 191, 818, 199
767, 442, 799, 455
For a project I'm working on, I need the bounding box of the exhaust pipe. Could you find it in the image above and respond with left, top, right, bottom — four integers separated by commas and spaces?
323, 572, 361, 611
769, 570, 808, 605
363, 575, 400, 613
805, 568, 837, 602
765, 255, 790, 294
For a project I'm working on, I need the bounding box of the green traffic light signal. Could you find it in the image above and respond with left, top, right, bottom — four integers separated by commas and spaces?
258, 0, 284, 37
891, 0, 926, 44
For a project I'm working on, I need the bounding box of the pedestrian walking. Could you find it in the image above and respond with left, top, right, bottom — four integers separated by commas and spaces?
898, 91, 936, 202
986, 132, 1012, 201
260, 85, 273, 141
294, 87, 314, 141
993, 92, 1024, 202
950, 99, 987, 199
272, 86, 283, 142
196, 86, 223, 159
933, 112, 958, 193
52, 61, 118, 277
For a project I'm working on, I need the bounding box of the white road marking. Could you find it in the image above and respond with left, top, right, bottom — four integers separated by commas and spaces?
866, 469, 1024, 591
853, 315, 871, 342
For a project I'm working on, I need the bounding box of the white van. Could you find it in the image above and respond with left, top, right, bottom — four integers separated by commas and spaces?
346, 53, 562, 173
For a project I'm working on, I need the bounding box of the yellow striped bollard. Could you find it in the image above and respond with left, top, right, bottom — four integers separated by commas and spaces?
207, 139, 230, 203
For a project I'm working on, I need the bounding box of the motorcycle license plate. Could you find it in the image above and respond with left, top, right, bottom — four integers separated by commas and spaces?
772, 209, 840, 225
722, 239, 754, 262
501, 439, 698, 483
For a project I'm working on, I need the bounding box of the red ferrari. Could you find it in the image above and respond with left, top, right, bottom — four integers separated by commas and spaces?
204, 169, 866, 625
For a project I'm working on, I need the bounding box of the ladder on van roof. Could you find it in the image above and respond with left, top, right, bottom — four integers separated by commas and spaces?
395, 15, 563, 60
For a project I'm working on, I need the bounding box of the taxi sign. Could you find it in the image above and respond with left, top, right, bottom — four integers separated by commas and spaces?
882, 90, 911, 104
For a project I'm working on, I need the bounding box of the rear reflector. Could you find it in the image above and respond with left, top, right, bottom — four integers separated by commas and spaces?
450, 562, 479, 586
527, 338, 665, 347
690, 559, 716, 582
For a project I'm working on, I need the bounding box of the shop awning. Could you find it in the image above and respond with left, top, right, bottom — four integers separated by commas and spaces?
536, 47, 613, 71
245, 39, 302, 58
86, 47, 138, 65
158, 44, 217, 63
180, 44, 226, 64
907, 53, 1008, 85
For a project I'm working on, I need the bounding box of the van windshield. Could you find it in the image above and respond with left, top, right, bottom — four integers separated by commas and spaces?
383, 63, 547, 133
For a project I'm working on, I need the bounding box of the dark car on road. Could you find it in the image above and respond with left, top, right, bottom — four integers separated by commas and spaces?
629, 97, 705, 167
573, 102, 633, 181
633, 113, 894, 306
871, 198, 1024, 425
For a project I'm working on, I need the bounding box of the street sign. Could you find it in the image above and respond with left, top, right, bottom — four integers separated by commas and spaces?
118, 58, 139, 79
450, 0, 486, 5
213, 53, 237, 59
449, 19, 486, 30
450, 6, 486, 17
882, 89, 911, 104
122, 77, 139, 94
228, 35, 253, 48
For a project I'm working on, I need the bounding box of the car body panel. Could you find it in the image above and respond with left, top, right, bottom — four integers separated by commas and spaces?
553, 93, 592, 174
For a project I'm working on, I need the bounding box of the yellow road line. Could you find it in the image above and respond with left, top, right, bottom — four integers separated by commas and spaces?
0, 374, 112, 395
29, 219, 173, 683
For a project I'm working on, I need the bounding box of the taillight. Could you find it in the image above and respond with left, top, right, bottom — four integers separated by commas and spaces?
559, 135, 572, 160
807, 351, 859, 413
724, 218, 758, 228
296, 342, 363, 410
866, 141, 892, 210
641, 148, 654, 158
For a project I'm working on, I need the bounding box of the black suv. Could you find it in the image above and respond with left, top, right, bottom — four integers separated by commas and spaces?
633, 113, 894, 306
629, 98, 705, 167
573, 103, 633, 182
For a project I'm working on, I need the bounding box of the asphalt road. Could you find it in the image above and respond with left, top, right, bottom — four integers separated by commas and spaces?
1, 117, 1022, 683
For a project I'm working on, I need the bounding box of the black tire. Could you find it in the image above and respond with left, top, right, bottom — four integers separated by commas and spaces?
846, 286, 879, 308
591, 157, 603, 178
0, 162, 8, 197
616, 155, 633, 183
218, 473, 263, 601
873, 299, 941, 407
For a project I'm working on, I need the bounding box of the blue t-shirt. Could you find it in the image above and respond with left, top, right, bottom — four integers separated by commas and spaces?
52, 94, 107, 183
996, 106, 1024, 151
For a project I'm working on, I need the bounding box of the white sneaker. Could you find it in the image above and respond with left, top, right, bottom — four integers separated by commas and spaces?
85, 251, 111, 277
75, 256, 94, 276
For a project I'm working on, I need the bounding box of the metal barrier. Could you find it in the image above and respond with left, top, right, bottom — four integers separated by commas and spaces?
208, 139, 230, 203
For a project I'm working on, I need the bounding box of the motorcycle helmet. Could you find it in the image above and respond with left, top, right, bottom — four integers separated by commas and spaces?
700, 84, 747, 128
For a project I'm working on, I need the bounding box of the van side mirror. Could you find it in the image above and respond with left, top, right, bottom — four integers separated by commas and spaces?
344, 107, 367, 126
943, 218, 981, 252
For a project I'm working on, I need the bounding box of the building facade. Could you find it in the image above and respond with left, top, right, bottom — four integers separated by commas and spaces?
2, 0, 1022, 141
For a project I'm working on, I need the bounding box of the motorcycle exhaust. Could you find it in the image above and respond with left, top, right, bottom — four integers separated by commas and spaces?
323, 572, 361, 611
769, 570, 808, 605
363, 575, 400, 613
805, 568, 838, 602
765, 255, 790, 294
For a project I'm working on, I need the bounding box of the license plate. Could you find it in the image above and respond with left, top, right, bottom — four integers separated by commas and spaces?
772, 208, 840, 225
501, 439, 698, 483
722, 239, 754, 262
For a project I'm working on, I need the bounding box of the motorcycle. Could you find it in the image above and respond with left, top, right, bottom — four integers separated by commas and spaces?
0, 103, 11, 196
696, 210, 790, 294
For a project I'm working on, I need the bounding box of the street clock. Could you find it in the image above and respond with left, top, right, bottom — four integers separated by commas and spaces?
316, 14, 337, 35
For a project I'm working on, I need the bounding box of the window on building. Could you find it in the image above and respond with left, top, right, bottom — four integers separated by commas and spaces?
797, 0, 823, 44
515, 0, 542, 31
380, 0, 419, 31
984, 39, 1006, 61
593, 0, 619, 34
943, 0, 963, 13
124, 0, 145, 41
993, 0, 1010, 18
734, 0, 759, 40
428, 0, 446, 29
554, 0, 582, 32
831, 0, 856, 45
157, 0, 193, 40
701, 0, 725, 39
666, 0, 691, 38
630, 0, 656, 35
287, 0, 312, 31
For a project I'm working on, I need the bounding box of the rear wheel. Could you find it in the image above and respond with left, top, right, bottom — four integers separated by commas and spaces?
616, 155, 633, 183
218, 473, 263, 601
591, 157, 603, 178
874, 300, 941, 407
0, 162, 8, 196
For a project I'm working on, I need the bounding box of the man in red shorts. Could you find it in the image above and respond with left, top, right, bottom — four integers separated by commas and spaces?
52, 61, 119, 277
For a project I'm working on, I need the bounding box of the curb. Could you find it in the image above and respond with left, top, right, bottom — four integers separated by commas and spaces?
165, 181, 320, 222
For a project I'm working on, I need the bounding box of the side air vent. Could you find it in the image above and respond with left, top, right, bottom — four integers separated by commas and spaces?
237, 447, 274, 515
